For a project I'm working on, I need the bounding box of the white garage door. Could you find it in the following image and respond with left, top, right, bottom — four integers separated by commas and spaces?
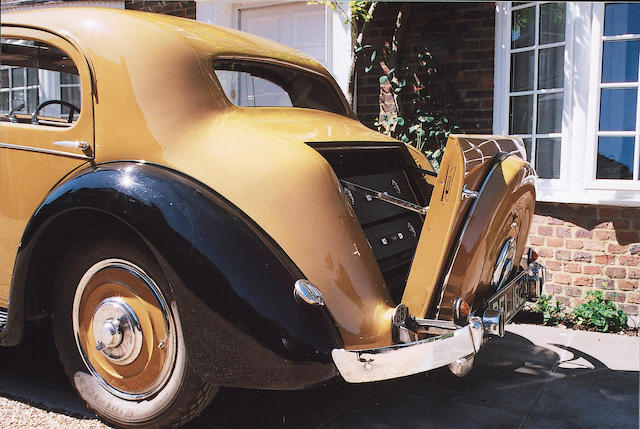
239, 2, 328, 68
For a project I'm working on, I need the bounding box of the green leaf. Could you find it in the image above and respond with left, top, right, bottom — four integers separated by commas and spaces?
396, 117, 405, 126
371, 51, 377, 62
354, 46, 363, 53
425, 116, 434, 122
365, 65, 373, 73
379, 76, 388, 84
400, 134, 409, 142
432, 149, 441, 158
394, 87, 402, 93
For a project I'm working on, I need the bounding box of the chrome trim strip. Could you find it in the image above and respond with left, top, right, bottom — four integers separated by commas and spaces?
0, 308, 7, 331
340, 179, 428, 215
332, 317, 484, 383
0, 142, 93, 160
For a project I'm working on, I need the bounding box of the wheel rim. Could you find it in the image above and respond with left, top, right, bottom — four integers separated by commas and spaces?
72, 259, 176, 400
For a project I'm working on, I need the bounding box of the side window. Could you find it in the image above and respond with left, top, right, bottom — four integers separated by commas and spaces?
0, 38, 81, 126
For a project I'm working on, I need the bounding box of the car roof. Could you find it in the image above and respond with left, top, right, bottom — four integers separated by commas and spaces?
1, 7, 331, 78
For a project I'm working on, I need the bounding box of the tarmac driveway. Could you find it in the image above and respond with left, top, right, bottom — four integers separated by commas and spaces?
1, 321, 638, 428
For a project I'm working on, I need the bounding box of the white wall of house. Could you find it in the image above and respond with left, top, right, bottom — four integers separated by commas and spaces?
195, 0, 351, 96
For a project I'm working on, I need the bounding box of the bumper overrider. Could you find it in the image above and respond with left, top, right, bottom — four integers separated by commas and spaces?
331, 261, 545, 383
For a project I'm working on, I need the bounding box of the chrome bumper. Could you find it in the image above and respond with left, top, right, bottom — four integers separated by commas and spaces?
332, 317, 484, 383
332, 261, 545, 384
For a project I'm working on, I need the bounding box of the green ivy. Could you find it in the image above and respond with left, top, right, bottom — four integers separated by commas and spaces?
573, 290, 628, 333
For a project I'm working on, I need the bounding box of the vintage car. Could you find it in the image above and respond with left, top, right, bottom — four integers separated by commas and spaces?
0, 7, 544, 429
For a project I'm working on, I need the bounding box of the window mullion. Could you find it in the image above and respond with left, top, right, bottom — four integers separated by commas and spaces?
635, 56, 640, 181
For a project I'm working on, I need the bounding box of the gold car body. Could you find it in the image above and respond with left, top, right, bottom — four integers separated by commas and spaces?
1, 7, 535, 354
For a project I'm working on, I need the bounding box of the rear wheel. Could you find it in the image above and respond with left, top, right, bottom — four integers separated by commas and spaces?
52, 237, 218, 428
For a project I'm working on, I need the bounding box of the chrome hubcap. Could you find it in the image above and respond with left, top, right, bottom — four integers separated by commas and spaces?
92, 297, 143, 365
492, 237, 517, 290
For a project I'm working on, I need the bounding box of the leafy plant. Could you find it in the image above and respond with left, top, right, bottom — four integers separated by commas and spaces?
573, 290, 628, 333
534, 294, 566, 326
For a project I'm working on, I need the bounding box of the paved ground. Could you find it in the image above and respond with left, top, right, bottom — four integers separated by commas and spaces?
1, 320, 638, 428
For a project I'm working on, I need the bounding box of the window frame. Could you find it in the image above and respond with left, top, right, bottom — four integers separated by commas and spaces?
495, 2, 640, 207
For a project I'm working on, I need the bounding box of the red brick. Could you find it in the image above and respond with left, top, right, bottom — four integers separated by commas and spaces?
554, 273, 572, 285
574, 228, 593, 239
618, 280, 637, 291
566, 240, 584, 249
608, 243, 629, 254
555, 226, 571, 238
594, 221, 613, 229
606, 291, 626, 303
538, 247, 554, 258
547, 217, 564, 225
595, 230, 616, 241
595, 278, 614, 289
547, 237, 564, 247
538, 226, 553, 236
583, 265, 603, 275
529, 235, 545, 246
545, 260, 563, 271
630, 268, 640, 279
584, 241, 605, 252
628, 292, 640, 304
619, 303, 639, 315
605, 266, 626, 278
621, 208, 640, 219
556, 250, 572, 261
557, 296, 571, 306
573, 276, 592, 287
620, 256, 640, 266
565, 286, 583, 297
595, 254, 616, 265
543, 283, 564, 295
573, 251, 592, 263
532, 214, 546, 224
598, 207, 619, 217
564, 263, 581, 273
618, 231, 640, 243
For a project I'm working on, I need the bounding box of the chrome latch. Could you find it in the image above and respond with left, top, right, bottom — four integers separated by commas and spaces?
461, 185, 478, 200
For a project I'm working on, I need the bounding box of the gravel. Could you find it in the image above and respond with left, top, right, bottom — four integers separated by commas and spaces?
0, 396, 110, 429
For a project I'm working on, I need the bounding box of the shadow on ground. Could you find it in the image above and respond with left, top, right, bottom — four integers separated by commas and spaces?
1, 319, 637, 428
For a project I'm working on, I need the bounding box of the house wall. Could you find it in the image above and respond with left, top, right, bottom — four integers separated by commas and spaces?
125, 0, 195, 18
527, 204, 640, 315
354, 2, 496, 134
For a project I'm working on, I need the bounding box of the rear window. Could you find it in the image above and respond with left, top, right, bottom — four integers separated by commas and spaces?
213, 59, 348, 116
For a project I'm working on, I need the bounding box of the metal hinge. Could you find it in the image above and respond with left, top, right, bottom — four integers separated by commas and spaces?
341, 180, 428, 215
461, 185, 478, 200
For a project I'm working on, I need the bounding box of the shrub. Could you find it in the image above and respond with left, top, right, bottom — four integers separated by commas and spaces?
534, 294, 566, 326
573, 290, 628, 333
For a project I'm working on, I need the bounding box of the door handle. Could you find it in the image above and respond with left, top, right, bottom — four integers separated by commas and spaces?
53, 140, 90, 151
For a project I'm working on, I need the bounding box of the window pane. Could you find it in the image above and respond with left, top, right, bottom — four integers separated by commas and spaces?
512, 7, 535, 49
522, 137, 532, 162
61, 86, 81, 110
509, 95, 533, 134
11, 90, 25, 112
596, 136, 635, 179
60, 72, 80, 85
511, 51, 534, 91
537, 93, 563, 133
0, 69, 8, 89
539, 3, 565, 45
599, 88, 637, 131
536, 137, 561, 179
11, 68, 24, 87
1, 92, 8, 112
602, 40, 640, 83
27, 68, 38, 86
26, 87, 38, 113
604, 3, 640, 36
538, 46, 564, 90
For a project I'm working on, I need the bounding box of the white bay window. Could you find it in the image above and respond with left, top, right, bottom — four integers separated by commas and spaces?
495, 2, 640, 206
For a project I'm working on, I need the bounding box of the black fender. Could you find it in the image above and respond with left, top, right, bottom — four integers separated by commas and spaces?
7, 161, 343, 389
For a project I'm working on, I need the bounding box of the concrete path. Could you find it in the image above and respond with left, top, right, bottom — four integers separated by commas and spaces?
1, 322, 638, 428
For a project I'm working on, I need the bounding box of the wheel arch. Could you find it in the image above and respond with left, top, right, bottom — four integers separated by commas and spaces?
7, 161, 342, 389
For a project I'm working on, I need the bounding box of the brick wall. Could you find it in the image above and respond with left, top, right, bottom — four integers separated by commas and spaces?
526, 203, 640, 316
125, 0, 195, 19
355, 2, 495, 134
